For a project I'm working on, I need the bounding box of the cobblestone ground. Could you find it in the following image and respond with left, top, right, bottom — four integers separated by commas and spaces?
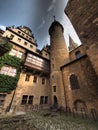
0, 110, 98, 130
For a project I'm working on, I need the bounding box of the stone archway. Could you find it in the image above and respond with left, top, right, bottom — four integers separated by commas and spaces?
74, 99, 87, 110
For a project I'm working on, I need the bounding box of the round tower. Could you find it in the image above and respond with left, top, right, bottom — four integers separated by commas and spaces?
49, 21, 69, 108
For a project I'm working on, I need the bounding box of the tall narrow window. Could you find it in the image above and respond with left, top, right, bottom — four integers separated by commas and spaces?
21, 95, 28, 104
25, 74, 30, 81
42, 78, 45, 85
40, 96, 44, 104
45, 96, 48, 104
28, 96, 33, 104
75, 51, 82, 59
0, 94, 6, 106
70, 74, 80, 90
17, 51, 23, 58
53, 86, 56, 92
33, 76, 37, 83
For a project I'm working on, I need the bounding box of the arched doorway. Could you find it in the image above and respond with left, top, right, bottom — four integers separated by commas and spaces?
53, 96, 58, 108
74, 99, 87, 110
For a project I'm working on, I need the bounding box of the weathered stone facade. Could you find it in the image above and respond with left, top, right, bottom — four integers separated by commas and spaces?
65, 0, 98, 45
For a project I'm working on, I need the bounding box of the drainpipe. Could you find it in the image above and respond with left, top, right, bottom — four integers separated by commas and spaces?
61, 68, 68, 109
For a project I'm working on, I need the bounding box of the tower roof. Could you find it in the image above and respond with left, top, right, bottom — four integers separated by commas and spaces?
49, 21, 64, 35
68, 35, 78, 51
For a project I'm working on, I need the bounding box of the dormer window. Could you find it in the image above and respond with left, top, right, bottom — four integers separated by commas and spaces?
18, 31, 21, 34
24, 41, 27, 45
10, 34, 14, 40
75, 51, 82, 59
30, 45, 33, 48
18, 38, 21, 42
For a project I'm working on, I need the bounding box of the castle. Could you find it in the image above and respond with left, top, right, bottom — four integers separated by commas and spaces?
0, 1, 98, 114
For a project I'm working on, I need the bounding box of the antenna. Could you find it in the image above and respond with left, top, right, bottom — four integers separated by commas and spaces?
53, 16, 56, 21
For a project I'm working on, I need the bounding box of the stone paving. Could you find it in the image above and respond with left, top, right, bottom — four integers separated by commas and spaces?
0, 110, 98, 130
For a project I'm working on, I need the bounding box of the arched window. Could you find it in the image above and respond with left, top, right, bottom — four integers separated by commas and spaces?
70, 74, 80, 90
75, 51, 82, 59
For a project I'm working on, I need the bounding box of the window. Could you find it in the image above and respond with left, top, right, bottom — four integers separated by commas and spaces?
9, 67, 16, 77
30, 45, 33, 48
40, 96, 44, 104
33, 76, 37, 83
75, 51, 82, 59
21, 95, 28, 104
18, 31, 21, 34
53, 86, 56, 92
9, 49, 17, 56
10, 34, 14, 40
0, 65, 9, 75
70, 74, 80, 90
22, 33, 24, 36
25, 74, 30, 81
24, 41, 27, 45
18, 38, 21, 42
52, 64, 54, 68
40, 96, 48, 104
21, 95, 33, 105
42, 78, 45, 85
17, 51, 23, 58
0, 66, 17, 77
28, 96, 33, 104
29, 38, 32, 41
45, 96, 48, 104
0, 94, 6, 106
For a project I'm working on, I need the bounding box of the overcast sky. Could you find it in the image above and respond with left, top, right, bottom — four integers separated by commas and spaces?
0, 0, 81, 49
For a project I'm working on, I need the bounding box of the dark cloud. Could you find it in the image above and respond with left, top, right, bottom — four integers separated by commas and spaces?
0, 0, 69, 49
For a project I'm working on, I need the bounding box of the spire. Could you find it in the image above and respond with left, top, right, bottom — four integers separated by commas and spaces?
68, 35, 78, 51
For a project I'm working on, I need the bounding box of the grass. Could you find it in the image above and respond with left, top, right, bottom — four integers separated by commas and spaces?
0, 110, 98, 130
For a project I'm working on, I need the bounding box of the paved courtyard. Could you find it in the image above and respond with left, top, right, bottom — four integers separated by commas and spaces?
0, 110, 98, 130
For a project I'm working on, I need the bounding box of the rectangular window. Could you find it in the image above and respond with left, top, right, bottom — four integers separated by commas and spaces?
21, 95, 28, 105
33, 76, 37, 83
0, 66, 16, 77
28, 96, 33, 104
42, 78, 45, 85
40, 96, 44, 104
45, 96, 48, 104
0, 94, 6, 106
25, 74, 30, 81
9, 49, 17, 56
53, 86, 56, 92
0, 66, 9, 75
9, 67, 16, 77
17, 51, 23, 58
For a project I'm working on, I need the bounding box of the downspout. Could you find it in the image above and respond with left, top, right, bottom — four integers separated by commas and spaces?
61, 68, 68, 109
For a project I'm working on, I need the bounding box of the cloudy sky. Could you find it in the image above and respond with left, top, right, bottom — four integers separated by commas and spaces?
0, 0, 81, 49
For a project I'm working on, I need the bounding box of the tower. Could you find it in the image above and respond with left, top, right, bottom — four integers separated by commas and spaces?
49, 20, 69, 108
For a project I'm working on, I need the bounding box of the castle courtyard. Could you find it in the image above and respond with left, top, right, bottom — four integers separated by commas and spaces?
0, 110, 98, 130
